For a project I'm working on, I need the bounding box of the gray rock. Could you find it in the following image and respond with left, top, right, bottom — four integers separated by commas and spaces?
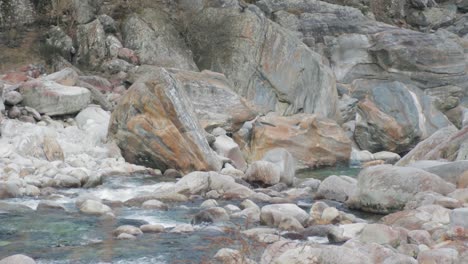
260, 203, 309, 227
347, 165, 456, 213
188, 6, 339, 119
351, 80, 453, 153
20, 80, 91, 116
53, 174, 81, 188
36, 200, 67, 212
71, 0, 100, 24
7, 106, 21, 119
98, 14, 117, 33
407, 5, 457, 29
113, 225, 143, 237
0, 254, 36, 264
4, 91, 22, 105
108, 68, 222, 173
101, 59, 133, 74
76, 19, 107, 69
417, 248, 459, 264
262, 148, 295, 186
316, 175, 357, 202
44, 26, 75, 62
44, 68, 79, 86
141, 199, 168, 210
0, 182, 21, 199
192, 207, 229, 224
358, 224, 402, 247
160, 68, 257, 132
79, 199, 112, 215
213, 135, 247, 171
122, 9, 197, 70
245, 161, 281, 186
450, 208, 468, 229
396, 126, 459, 166
140, 224, 165, 233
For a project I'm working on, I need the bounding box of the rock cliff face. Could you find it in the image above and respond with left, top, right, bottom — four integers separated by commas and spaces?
187, 6, 340, 119
1, 0, 467, 167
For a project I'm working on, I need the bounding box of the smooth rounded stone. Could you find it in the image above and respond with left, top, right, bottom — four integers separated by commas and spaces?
316, 175, 357, 202
163, 169, 182, 178
205, 190, 221, 199
373, 151, 401, 164
405, 191, 462, 210
347, 165, 456, 213
242, 228, 282, 244
231, 207, 261, 223
278, 216, 304, 232
448, 189, 468, 203
0, 182, 21, 199
170, 224, 194, 233
7, 106, 21, 119
249, 192, 273, 203
340, 223, 367, 239
417, 248, 459, 264
213, 135, 247, 171
408, 230, 433, 246
200, 199, 218, 209
211, 127, 227, 137
261, 148, 295, 186
23, 185, 40, 196
192, 207, 229, 224
117, 233, 137, 240
220, 167, 245, 179
18, 115, 36, 123
174, 171, 210, 195
140, 224, 165, 233
321, 207, 340, 224
309, 201, 329, 219
75, 194, 101, 208
450, 208, 468, 229
275, 244, 372, 264
113, 225, 143, 237
260, 204, 309, 227
4, 91, 23, 106
141, 199, 168, 210
213, 248, 255, 264
240, 199, 259, 210
24, 106, 42, 121
0, 254, 36, 264
358, 224, 402, 247
79, 199, 112, 215
36, 200, 67, 212
53, 174, 81, 188
245, 160, 281, 186
296, 178, 321, 191
224, 204, 241, 214
397, 243, 420, 258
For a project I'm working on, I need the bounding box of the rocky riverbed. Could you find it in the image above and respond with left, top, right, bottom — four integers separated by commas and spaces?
1, 0, 468, 263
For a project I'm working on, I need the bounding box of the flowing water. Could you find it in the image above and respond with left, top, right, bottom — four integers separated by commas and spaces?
0, 167, 367, 263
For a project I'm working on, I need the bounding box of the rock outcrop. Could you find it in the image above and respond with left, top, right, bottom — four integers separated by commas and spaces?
108, 67, 221, 173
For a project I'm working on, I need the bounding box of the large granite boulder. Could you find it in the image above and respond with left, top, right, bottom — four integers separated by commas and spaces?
246, 113, 351, 168
396, 126, 459, 166
122, 8, 198, 70
187, 6, 339, 119
351, 79, 453, 153
347, 165, 456, 213
19, 80, 91, 116
129, 66, 257, 133
108, 67, 221, 173
166, 69, 257, 132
